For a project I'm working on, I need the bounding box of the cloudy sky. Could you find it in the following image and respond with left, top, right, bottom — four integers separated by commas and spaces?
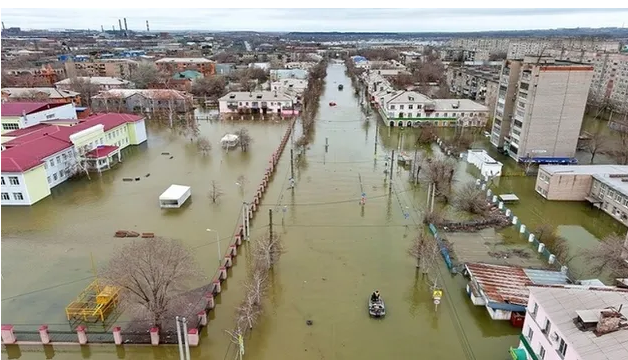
2, 8, 627, 32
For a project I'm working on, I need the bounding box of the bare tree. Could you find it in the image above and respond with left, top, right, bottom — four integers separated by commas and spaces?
208, 180, 224, 204
453, 182, 491, 218
66, 145, 92, 180
423, 156, 457, 203
415, 123, 437, 145
580, 129, 608, 164
252, 233, 284, 272
67, 77, 101, 107
408, 231, 440, 275
129, 63, 165, 89
190, 76, 227, 100
235, 128, 253, 152
609, 131, 628, 165
534, 223, 570, 262
100, 237, 203, 329
585, 234, 628, 278
196, 136, 212, 155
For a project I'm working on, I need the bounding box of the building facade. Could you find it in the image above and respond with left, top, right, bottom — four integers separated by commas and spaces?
64, 59, 139, 78
447, 66, 501, 114
91, 89, 193, 114
1, 113, 147, 206
1, 102, 77, 134
218, 91, 298, 116
1, 88, 81, 105
155, 58, 216, 76
490, 57, 594, 162
517, 286, 628, 360
535, 165, 628, 227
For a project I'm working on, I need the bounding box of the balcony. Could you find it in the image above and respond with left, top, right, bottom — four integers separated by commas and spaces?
519, 334, 540, 360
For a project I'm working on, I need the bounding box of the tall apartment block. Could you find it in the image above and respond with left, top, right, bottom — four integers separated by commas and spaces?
490, 56, 594, 162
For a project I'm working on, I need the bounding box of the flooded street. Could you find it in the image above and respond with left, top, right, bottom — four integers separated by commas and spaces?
3, 64, 625, 360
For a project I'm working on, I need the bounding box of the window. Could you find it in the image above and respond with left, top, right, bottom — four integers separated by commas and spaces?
400, 105, 404, 110
56, 156, 61, 163
542, 318, 551, 335
390, 105, 396, 110
1, 193, 9, 200
13, 192, 24, 200
539, 346, 546, 359
514, 120, 523, 128
558, 338, 568, 357
59, 170, 64, 178
50, 158, 55, 166
408, 104, 414, 110
526, 326, 534, 341
8, 176, 19, 185
0, 177, 4, 185
2, 123, 20, 131
47, 176, 51, 184
608, 190, 615, 198
53, 173, 58, 181
530, 302, 538, 317
417, 104, 422, 109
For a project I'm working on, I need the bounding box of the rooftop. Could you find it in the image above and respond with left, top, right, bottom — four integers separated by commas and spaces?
1, 113, 143, 173
172, 70, 204, 80
466, 262, 570, 307
433, 99, 489, 112
85, 145, 119, 159
540, 165, 628, 176
2, 87, 80, 99
1, 102, 69, 117
593, 172, 628, 196
159, 184, 191, 200
155, 57, 212, 64
92, 89, 190, 100
55, 77, 131, 86
529, 286, 628, 360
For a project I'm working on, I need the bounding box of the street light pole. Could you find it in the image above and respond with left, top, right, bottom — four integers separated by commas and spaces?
206, 229, 220, 261
175, 316, 184, 360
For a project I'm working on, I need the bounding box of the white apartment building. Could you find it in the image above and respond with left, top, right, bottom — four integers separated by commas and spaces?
517, 285, 628, 360
1, 102, 77, 134
218, 91, 299, 116
491, 57, 594, 162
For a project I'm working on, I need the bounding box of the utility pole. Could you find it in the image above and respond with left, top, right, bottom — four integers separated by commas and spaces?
269, 209, 273, 240
290, 149, 294, 180
426, 183, 432, 209
389, 150, 395, 191
176, 316, 185, 360
374, 120, 379, 156
182, 317, 191, 360
430, 182, 436, 213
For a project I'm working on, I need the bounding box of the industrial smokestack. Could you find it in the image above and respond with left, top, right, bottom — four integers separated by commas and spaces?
146, 20, 150, 32
101, 25, 104, 32
118, 19, 123, 32
124, 18, 128, 32
112, 25, 115, 31
2, 22, 6, 31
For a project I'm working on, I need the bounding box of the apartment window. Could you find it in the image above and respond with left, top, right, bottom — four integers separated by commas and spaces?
13, 192, 24, 201
435, 113, 440, 117
542, 318, 552, 335
50, 158, 55, 167
417, 104, 422, 109
400, 105, 404, 110
558, 338, 568, 357
56, 156, 61, 163
62, 153, 68, 161
530, 302, 538, 317
1, 193, 9, 201
44, 162, 48, 169
408, 104, 413, 110
59, 170, 64, 178
8, 176, 19, 185
514, 120, 523, 128
608, 190, 615, 198
53, 173, 58, 181
539, 346, 546, 359
47, 176, 51, 184
390, 105, 396, 110
0, 177, 4, 185
526, 326, 534, 341
444, 113, 448, 117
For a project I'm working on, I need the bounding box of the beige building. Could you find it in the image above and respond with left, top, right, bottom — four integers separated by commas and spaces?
490, 57, 594, 162
64, 59, 138, 79
447, 66, 501, 114
535, 164, 628, 227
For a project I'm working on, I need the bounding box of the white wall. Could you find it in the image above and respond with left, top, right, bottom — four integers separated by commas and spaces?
132, 119, 148, 144
520, 293, 580, 360
0, 173, 30, 205
22, 103, 77, 129
42, 147, 76, 188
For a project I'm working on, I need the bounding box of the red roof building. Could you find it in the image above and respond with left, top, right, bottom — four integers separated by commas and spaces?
1, 113, 143, 173
1, 102, 69, 116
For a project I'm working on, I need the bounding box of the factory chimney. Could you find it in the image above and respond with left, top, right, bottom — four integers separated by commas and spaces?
146, 20, 150, 32
2, 22, 5, 31
124, 18, 128, 33
118, 19, 123, 32
101, 25, 104, 32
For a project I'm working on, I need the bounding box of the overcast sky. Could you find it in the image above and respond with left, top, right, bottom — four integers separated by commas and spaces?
2, 8, 628, 32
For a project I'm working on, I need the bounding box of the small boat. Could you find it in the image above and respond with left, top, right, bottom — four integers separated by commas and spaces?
329, 102, 337, 107
368, 296, 386, 317
338, 84, 344, 90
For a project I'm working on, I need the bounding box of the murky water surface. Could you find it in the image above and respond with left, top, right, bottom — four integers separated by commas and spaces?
2, 64, 624, 359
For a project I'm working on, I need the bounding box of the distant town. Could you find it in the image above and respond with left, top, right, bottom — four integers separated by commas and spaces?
1, 18, 628, 360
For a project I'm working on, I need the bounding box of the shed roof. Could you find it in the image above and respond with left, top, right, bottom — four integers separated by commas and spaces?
159, 184, 191, 200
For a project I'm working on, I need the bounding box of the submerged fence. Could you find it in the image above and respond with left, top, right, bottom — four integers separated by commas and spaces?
2, 119, 298, 347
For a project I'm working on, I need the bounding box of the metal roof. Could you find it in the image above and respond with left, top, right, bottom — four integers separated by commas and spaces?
465, 263, 569, 306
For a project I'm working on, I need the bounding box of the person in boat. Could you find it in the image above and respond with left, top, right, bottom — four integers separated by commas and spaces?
371, 290, 381, 302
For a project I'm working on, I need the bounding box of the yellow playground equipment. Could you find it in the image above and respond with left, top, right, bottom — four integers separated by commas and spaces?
65, 254, 121, 323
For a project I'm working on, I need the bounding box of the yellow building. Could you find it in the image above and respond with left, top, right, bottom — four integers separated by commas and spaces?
1, 113, 147, 206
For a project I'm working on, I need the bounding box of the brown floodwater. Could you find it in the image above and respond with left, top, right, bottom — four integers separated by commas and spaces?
3, 64, 625, 360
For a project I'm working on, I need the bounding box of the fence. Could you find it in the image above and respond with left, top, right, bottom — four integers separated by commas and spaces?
2, 119, 298, 348
428, 223, 454, 270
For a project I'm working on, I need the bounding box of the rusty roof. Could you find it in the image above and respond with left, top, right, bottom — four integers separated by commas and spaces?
465, 263, 569, 306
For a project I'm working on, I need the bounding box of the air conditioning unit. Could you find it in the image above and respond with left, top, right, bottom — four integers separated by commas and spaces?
550, 332, 559, 342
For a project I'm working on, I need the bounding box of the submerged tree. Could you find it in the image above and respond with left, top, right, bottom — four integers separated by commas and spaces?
534, 223, 570, 262
585, 234, 628, 278
196, 136, 212, 156
101, 237, 203, 329
208, 180, 224, 204
453, 182, 491, 218
580, 129, 608, 164
423, 156, 457, 202
408, 231, 440, 275
235, 128, 253, 152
